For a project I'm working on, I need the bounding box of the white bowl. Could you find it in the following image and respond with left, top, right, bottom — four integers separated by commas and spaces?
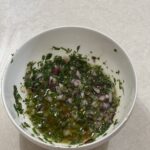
1, 27, 137, 150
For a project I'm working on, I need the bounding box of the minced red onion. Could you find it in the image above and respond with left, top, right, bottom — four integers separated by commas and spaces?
52, 66, 61, 75
49, 76, 57, 90
71, 79, 81, 87
102, 103, 110, 110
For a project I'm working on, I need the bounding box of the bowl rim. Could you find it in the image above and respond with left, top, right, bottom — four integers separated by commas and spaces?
1, 26, 137, 149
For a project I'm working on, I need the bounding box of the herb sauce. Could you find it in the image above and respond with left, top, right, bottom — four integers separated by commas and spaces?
14, 46, 120, 145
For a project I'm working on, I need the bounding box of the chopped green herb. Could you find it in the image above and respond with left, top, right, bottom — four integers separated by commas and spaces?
46, 53, 52, 59
31, 133, 35, 137
114, 119, 118, 125
32, 127, 39, 136
60, 47, 72, 53
103, 133, 107, 136
21, 122, 30, 128
113, 77, 116, 85
52, 46, 60, 50
10, 58, 13, 63
11, 53, 14, 63
76, 45, 80, 52
103, 61, 106, 65
117, 79, 124, 93
38, 137, 44, 142
91, 56, 96, 62
42, 55, 45, 60
13, 85, 23, 115
52, 46, 72, 53
116, 70, 120, 75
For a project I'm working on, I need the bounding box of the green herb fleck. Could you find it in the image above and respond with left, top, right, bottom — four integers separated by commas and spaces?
32, 127, 39, 136
21, 122, 30, 128
31, 134, 35, 137
11, 53, 14, 64
60, 47, 72, 53
114, 49, 117, 52
52, 46, 72, 53
76, 45, 80, 52
116, 70, 120, 75
42, 55, 45, 60
13, 85, 23, 115
91, 56, 96, 62
52, 46, 60, 50
38, 137, 44, 142
114, 119, 118, 125
103, 133, 107, 136
46, 53, 52, 59
113, 77, 116, 85
117, 79, 124, 93
103, 61, 106, 65
10, 58, 13, 64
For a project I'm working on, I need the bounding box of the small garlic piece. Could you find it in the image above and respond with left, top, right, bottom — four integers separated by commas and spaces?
71, 79, 81, 87
76, 70, 81, 79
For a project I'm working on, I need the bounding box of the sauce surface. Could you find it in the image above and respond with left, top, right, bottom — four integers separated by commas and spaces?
14, 46, 120, 145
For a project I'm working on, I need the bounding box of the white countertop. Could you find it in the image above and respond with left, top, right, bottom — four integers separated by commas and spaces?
0, 0, 150, 150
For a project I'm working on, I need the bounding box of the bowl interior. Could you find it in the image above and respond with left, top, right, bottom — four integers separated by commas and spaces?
2, 27, 136, 149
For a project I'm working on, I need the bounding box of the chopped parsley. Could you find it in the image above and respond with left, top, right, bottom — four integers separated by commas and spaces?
76, 45, 80, 52
10, 58, 13, 63
114, 119, 118, 125
116, 70, 120, 75
13, 85, 23, 115
21, 122, 30, 128
114, 49, 117, 52
10, 53, 14, 64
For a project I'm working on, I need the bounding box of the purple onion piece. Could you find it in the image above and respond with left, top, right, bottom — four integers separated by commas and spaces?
101, 103, 110, 110
104, 114, 113, 124
52, 66, 61, 75
71, 79, 81, 87
49, 77, 56, 90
